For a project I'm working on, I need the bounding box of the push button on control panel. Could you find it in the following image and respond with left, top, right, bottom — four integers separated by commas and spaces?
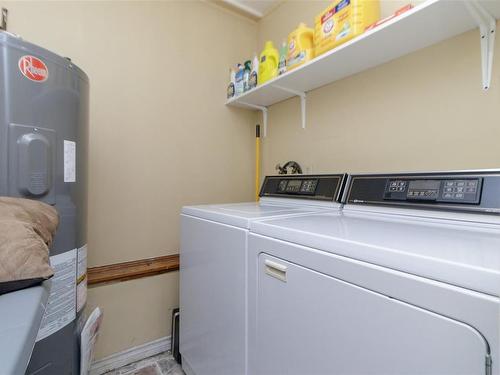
300, 179, 318, 194
440, 179, 480, 202
388, 180, 407, 192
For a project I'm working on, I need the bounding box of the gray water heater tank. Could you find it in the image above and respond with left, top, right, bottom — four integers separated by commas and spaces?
0, 30, 89, 374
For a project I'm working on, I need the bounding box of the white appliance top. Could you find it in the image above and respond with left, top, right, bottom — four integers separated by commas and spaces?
0, 281, 50, 375
182, 174, 345, 228
250, 211, 500, 297
182, 200, 341, 229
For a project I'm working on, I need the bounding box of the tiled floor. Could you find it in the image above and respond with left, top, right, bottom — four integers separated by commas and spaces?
105, 351, 184, 375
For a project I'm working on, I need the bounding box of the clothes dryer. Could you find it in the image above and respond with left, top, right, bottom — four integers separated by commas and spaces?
180, 174, 346, 375
248, 170, 500, 375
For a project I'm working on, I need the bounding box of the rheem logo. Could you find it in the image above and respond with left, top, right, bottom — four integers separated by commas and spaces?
18, 55, 49, 82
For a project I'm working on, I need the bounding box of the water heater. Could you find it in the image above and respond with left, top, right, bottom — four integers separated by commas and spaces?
0, 30, 89, 374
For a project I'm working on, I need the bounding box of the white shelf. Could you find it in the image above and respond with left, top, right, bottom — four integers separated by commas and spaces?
226, 0, 500, 135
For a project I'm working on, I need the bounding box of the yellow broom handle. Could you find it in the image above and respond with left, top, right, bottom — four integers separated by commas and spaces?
255, 125, 261, 202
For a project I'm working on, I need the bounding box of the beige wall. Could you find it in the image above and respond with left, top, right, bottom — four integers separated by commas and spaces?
85, 272, 179, 357
1, 0, 257, 359
257, 1, 500, 175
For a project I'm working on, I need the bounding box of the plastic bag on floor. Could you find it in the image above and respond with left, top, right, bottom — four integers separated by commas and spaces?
80, 307, 103, 375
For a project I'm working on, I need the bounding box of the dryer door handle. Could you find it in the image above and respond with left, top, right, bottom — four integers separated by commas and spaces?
264, 259, 287, 282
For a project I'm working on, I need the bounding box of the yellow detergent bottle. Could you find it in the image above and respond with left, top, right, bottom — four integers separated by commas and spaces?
258, 41, 279, 85
314, 0, 380, 57
287, 23, 315, 71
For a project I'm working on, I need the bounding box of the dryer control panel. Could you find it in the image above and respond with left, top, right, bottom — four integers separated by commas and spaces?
385, 178, 482, 204
345, 171, 500, 213
260, 174, 346, 202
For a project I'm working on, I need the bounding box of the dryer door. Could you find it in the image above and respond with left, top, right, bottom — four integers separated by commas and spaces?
256, 254, 490, 375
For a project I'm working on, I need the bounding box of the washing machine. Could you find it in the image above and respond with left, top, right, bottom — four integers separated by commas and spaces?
248, 170, 500, 375
180, 174, 346, 375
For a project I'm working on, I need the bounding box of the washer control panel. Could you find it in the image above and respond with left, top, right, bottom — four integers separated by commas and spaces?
260, 174, 346, 202
384, 178, 481, 204
277, 179, 318, 195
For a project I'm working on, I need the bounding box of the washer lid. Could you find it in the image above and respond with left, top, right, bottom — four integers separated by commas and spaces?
250, 212, 500, 296
182, 201, 339, 228
182, 173, 345, 228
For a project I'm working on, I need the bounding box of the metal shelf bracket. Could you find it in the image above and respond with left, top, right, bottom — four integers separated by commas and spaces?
465, 1, 496, 90
1, 8, 7, 31
240, 102, 268, 137
272, 85, 307, 129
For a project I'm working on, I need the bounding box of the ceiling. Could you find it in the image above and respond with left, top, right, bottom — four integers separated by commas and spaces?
221, 0, 282, 19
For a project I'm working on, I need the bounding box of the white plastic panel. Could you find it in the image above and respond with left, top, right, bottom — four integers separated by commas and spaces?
255, 254, 488, 375
8, 123, 56, 204
180, 215, 247, 375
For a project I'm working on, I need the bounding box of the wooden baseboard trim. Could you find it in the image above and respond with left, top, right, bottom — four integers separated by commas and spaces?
88, 254, 179, 286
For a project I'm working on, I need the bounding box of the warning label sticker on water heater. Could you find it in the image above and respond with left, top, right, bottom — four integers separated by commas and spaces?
36, 249, 77, 342
64, 140, 76, 182
77, 244, 88, 312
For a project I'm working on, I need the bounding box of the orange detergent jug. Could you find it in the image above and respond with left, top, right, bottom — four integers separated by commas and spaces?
287, 23, 315, 71
258, 41, 279, 85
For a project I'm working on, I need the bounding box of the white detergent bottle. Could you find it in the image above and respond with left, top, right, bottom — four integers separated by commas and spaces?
235, 63, 245, 96
278, 41, 287, 75
249, 54, 259, 89
227, 68, 235, 99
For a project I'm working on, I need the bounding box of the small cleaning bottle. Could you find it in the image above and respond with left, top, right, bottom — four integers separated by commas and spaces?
227, 68, 235, 99
278, 40, 287, 75
243, 60, 252, 92
235, 63, 245, 96
249, 54, 259, 89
